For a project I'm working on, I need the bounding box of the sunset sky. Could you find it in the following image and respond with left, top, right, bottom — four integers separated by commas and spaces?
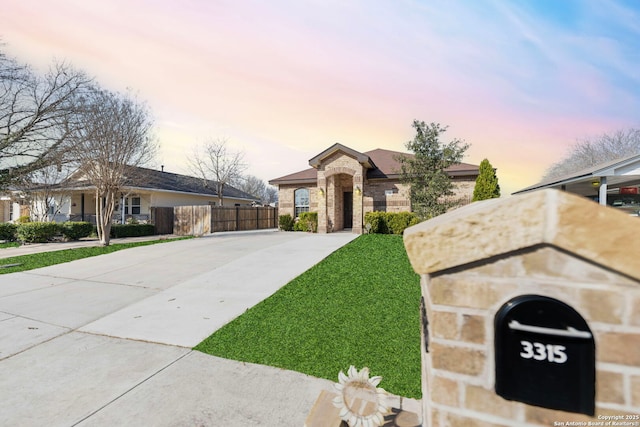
2, 0, 639, 195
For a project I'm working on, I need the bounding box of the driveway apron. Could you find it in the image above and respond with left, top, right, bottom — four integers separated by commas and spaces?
0, 230, 359, 427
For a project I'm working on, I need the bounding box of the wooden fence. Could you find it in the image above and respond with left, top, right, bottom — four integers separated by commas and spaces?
151, 206, 278, 236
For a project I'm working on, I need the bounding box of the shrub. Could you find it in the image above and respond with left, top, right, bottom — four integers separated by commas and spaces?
0, 223, 18, 241
110, 223, 155, 238
294, 212, 318, 232
17, 222, 60, 243
364, 211, 420, 234
388, 212, 420, 235
279, 214, 294, 231
60, 222, 94, 241
364, 211, 389, 234
16, 215, 31, 224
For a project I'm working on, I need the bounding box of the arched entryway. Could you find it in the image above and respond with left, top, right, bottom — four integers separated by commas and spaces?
318, 167, 363, 233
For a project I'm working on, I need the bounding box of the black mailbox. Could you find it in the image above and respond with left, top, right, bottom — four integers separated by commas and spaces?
495, 295, 595, 415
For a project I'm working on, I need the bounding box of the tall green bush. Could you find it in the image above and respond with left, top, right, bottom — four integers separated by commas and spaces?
17, 222, 60, 243
472, 158, 501, 201
60, 222, 94, 241
279, 214, 294, 231
294, 212, 318, 232
0, 223, 18, 241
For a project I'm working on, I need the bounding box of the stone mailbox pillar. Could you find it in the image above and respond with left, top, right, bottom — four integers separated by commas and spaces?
403, 189, 640, 426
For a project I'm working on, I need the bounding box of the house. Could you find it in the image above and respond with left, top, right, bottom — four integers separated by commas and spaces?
269, 143, 480, 233
0, 192, 28, 223
513, 153, 640, 214
28, 165, 259, 224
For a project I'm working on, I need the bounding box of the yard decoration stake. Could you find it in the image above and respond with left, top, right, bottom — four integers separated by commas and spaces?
332, 366, 389, 427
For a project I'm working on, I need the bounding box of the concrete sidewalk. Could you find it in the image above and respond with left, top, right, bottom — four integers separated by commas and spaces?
0, 230, 419, 426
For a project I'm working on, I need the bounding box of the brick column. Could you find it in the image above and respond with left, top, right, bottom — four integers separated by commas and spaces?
403, 189, 640, 426
317, 176, 327, 233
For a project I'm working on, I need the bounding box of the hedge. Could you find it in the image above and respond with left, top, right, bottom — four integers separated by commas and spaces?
60, 222, 94, 241
364, 211, 420, 235
16, 222, 60, 243
110, 223, 155, 238
0, 223, 18, 241
294, 212, 318, 232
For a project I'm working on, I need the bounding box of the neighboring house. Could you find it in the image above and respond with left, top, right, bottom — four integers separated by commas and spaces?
29, 165, 259, 224
513, 153, 640, 214
0, 193, 28, 223
269, 143, 479, 233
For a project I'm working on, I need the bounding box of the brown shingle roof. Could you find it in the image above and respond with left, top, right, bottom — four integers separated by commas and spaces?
269, 145, 479, 185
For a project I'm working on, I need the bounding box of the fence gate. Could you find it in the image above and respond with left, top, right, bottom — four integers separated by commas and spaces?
173, 206, 211, 236
150, 207, 174, 235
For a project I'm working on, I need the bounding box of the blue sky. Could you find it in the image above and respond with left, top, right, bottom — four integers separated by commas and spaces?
1, 0, 639, 195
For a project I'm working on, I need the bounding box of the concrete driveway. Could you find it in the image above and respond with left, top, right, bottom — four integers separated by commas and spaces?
0, 230, 378, 426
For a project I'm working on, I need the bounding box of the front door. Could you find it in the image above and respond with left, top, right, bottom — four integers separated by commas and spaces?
343, 191, 353, 229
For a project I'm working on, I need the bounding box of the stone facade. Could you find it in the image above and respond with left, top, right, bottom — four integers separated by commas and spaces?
271, 143, 480, 234
404, 189, 640, 426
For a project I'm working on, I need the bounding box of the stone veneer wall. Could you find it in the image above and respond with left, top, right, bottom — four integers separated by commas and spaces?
316, 152, 364, 233
404, 190, 640, 427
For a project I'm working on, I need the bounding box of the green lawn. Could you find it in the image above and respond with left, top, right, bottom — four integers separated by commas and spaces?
0, 237, 192, 274
194, 234, 423, 398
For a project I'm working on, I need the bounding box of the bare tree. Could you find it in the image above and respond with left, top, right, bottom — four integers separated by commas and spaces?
0, 50, 91, 188
67, 88, 156, 245
18, 162, 75, 222
187, 138, 246, 206
543, 129, 640, 180
231, 174, 278, 205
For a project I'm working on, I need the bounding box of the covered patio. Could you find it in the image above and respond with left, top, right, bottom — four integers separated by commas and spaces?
513, 153, 640, 215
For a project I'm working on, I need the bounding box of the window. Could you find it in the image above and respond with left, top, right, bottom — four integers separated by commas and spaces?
385, 189, 395, 196
124, 196, 141, 215
294, 188, 309, 218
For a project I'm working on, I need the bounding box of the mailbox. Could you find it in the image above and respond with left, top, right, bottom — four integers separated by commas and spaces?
494, 295, 595, 415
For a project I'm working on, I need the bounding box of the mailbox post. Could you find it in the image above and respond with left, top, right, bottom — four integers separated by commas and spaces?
403, 189, 640, 426
495, 295, 595, 415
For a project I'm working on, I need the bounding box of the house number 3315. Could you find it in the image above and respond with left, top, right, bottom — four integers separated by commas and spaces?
520, 340, 567, 363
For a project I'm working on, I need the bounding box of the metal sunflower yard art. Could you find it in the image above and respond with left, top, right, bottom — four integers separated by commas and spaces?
332, 366, 389, 427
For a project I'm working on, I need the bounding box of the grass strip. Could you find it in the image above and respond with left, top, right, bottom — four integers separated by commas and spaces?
194, 234, 422, 398
0, 237, 192, 274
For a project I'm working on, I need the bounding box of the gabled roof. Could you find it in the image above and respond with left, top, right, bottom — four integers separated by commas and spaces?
514, 152, 640, 195
309, 143, 376, 169
58, 165, 259, 201
270, 144, 479, 185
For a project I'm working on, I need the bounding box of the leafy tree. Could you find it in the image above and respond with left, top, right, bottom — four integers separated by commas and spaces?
543, 129, 640, 180
66, 88, 157, 246
472, 158, 500, 201
398, 120, 470, 220
0, 49, 91, 188
187, 138, 246, 206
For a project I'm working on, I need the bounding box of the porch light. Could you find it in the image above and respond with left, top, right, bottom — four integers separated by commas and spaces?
354, 186, 361, 196
591, 180, 600, 188
318, 188, 325, 197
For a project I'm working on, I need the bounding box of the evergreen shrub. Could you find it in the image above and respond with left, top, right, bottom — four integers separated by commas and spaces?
60, 222, 94, 241
294, 212, 318, 232
387, 212, 420, 235
279, 214, 294, 231
364, 211, 420, 235
110, 223, 155, 238
364, 211, 390, 234
0, 223, 18, 241
17, 222, 60, 243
